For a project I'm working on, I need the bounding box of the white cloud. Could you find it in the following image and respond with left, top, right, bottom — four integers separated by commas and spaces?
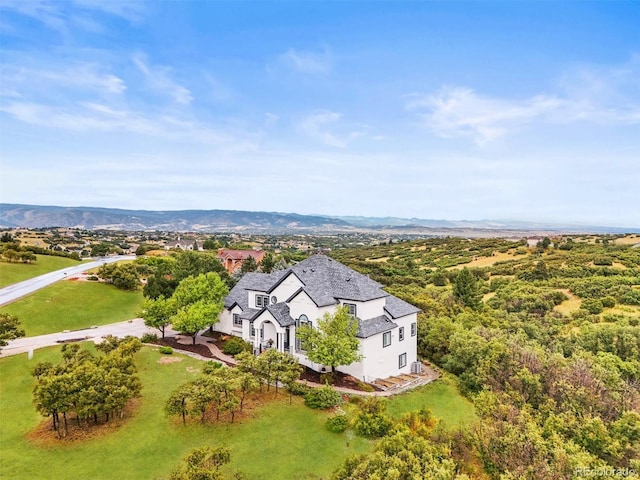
0, 100, 235, 145
133, 54, 193, 105
298, 111, 347, 148
406, 87, 565, 144
0, 0, 145, 34
0, 63, 126, 96
297, 110, 372, 148
71, 0, 145, 23
408, 56, 640, 145
278, 47, 332, 74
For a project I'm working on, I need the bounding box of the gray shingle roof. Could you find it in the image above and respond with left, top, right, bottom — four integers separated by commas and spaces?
223, 255, 418, 332
239, 308, 261, 321
357, 315, 398, 338
290, 255, 386, 306
223, 270, 287, 309
384, 295, 421, 319
265, 303, 295, 327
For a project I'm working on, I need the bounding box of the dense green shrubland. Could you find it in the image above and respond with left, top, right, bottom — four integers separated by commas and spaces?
331, 235, 640, 478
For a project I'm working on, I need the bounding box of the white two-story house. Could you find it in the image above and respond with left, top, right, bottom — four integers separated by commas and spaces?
217, 255, 420, 382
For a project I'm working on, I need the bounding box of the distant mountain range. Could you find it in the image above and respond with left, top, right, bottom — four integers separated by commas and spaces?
0, 204, 635, 234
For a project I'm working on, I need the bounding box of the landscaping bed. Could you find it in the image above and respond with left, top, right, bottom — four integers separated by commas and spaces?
299, 366, 382, 392
155, 337, 214, 359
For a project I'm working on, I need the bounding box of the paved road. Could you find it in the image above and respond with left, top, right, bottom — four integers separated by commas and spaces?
0, 318, 167, 358
0, 255, 136, 307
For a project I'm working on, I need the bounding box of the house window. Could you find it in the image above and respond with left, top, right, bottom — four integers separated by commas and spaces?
296, 315, 310, 351
344, 303, 357, 316
399, 353, 407, 368
233, 314, 242, 328
256, 295, 269, 308
250, 321, 256, 338
297, 314, 309, 327
383, 331, 391, 348
411, 322, 417, 337
399, 326, 405, 341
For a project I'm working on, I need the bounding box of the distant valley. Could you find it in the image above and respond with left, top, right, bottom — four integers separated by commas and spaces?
0, 204, 635, 235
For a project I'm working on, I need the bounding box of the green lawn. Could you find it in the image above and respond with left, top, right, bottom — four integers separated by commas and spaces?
387, 374, 477, 428
0, 346, 372, 480
0, 255, 85, 288
0, 347, 476, 480
0, 282, 144, 336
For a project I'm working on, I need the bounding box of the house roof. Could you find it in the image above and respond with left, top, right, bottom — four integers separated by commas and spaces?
239, 308, 261, 321
356, 315, 398, 338
264, 303, 295, 327
384, 295, 422, 319
165, 240, 192, 247
289, 255, 386, 306
223, 270, 287, 309
223, 255, 419, 335
217, 249, 264, 261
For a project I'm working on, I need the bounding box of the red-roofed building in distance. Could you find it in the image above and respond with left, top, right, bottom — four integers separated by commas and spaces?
217, 248, 265, 274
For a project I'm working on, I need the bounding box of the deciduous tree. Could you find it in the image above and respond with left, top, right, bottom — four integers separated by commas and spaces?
170, 272, 229, 344
296, 306, 362, 378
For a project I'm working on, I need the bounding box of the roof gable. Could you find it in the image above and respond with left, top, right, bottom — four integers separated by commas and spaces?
290, 255, 386, 306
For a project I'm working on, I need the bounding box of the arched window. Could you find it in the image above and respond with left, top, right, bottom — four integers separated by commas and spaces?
296, 314, 309, 328
296, 314, 310, 351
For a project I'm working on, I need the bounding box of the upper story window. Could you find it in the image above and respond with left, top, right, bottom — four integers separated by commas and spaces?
411, 322, 417, 337
256, 294, 270, 308
399, 326, 405, 341
233, 313, 242, 327
383, 331, 391, 348
344, 303, 357, 316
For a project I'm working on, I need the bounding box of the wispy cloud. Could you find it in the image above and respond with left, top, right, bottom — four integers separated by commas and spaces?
407, 56, 640, 145
297, 110, 370, 148
406, 87, 564, 144
0, 63, 126, 97
133, 54, 193, 105
0, 100, 241, 147
0, 0, 145, 34
278, 47, 333, 74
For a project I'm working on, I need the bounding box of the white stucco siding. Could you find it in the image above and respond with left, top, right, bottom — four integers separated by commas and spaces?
246, 289, 268, 309
358, 313, 418, 381
287, 290, 322, 323
335, 342, 365, 380
339, 297, 385, 319
395, 312, 419, 366
269, 273, 304, 305
217, 305, 242, 335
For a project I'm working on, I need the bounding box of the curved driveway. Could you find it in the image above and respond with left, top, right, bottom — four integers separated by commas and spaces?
0, 318, 166, 358
0, 255, 136, 307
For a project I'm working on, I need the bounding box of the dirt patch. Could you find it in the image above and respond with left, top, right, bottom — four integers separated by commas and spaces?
158, 356, 182, 364
299, 366, 382, 392
26, 398, 140, 444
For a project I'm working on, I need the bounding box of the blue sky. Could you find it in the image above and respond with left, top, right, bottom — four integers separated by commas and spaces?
1, 1, 639, 228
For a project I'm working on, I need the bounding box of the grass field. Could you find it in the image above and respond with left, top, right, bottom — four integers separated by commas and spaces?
0, 346, 475, 480
447, 251, 520, 270
0, 255, 85, 288
614, 234, 640, 245
0, 282, 144, 336
386, 374, 477, 428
